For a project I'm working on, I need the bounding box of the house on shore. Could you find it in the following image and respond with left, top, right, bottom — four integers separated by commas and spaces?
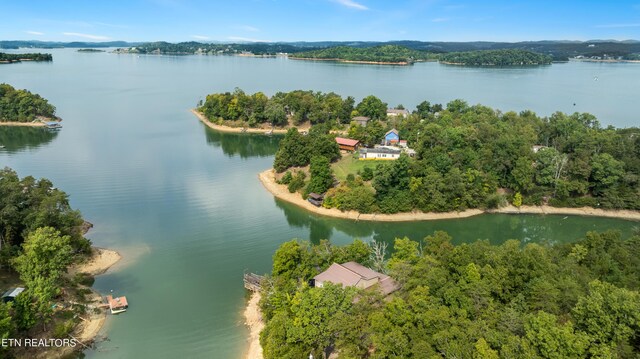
335, 137, 360, 152
383, 129, 400, 146
313, 262, 398, 296
352, 116, 370, 127
359, 147, 402, 160
386, 108, 409, 118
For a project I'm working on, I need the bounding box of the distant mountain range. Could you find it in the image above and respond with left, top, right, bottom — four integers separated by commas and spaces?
2, 40, 639, 60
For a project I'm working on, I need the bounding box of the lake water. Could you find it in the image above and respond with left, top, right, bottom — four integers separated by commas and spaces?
0, 49, 637, 358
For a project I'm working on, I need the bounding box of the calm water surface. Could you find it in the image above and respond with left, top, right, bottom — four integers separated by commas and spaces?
0, 49, 637, 358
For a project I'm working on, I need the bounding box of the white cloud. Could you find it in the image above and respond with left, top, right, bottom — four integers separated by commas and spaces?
431, 17, 450, 22
332, 0, 368, 10
227, 36, 270, 43
192, 35, 210, 40
595, 23, 640, 28
26, 31, 44, 36
62, 32, 111, 40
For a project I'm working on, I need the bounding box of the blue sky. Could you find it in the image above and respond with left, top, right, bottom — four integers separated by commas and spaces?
1, 0, 639, 42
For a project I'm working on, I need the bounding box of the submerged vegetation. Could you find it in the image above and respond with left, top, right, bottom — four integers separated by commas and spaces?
0, 83, 57, 122
260, 230, 640, 358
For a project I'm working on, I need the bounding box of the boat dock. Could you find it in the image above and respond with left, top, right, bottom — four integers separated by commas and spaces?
243, 273, 264, 292
106, 295, 128, 314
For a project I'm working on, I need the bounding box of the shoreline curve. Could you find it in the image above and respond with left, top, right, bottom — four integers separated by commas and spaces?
191, 109, 290, 134
259, 169, 640, 222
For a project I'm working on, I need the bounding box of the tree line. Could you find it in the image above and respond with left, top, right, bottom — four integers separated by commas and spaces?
273, 96, 639, 214
199, 89, 394, 128
290, 45, 436, 64
0, 83, 56, 122
439, 49, 553, 66
259, 230, 640, 358
0, 52, 52, 64
114, 41, 315, 56
0, 168, 92, 355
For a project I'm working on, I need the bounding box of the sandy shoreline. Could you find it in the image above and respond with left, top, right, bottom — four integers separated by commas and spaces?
289, 56, 411, 66
244, 292, 264, 359
58, 248, 121, 357
259, 169, 640, 222
0, 121, 46, 127
191, 109, 290, 134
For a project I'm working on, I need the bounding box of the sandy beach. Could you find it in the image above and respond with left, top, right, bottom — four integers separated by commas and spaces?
191, 109, 291, 134
244, 292, 264, 359
259, 169, 640, 222
0, 121, 46, 127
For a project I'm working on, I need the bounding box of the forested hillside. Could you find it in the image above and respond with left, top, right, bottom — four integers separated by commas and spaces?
271, 97, 640, 213
0, 83, 56, 122
0, 168, 93, 356
439, 49, 552, 66
290, 45, 435, 64
259, 230, 640, 358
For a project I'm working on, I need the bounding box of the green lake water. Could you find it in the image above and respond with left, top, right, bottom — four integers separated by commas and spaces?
0, 49, 638, 358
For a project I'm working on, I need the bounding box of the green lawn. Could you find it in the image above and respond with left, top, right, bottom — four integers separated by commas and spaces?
331, 154, 375, 181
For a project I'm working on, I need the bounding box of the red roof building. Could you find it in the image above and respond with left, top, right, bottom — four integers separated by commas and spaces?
335, 137, 360, 151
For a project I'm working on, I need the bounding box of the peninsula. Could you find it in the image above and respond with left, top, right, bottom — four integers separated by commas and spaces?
0, 168, 121, 358
289, 45, 436, 65
0, 52, 52, 64
257, 94, 640, 221
0, 83, 60, 125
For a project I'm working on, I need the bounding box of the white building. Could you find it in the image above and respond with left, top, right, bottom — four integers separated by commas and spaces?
359, 147, 401, 160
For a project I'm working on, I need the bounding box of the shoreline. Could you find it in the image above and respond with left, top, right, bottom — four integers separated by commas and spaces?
191, 109, 291, 134
244, 292, 264, 359
289, 56, 411, 65
259, 169, 640, 222
0, 121, 46, 127
51, 247, 121, 358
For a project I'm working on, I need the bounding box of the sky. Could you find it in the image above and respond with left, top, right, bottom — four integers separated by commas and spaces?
1, 0, 639, 43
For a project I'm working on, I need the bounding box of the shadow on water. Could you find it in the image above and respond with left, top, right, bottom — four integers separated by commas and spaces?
203, 126, 281, 159
0, 127, 59, 153
274, 197, 638, 247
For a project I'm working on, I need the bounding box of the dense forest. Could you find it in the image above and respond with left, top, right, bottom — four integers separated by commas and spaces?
0, 52, 52, 63
0, 83, 56, 122
273, 97, 640, 213
259, 230, 640, 358
199, 89, 386, 128
290, 45, 435, 64
439, 49, 553, 66
0, 168, 93, 356
113, 41, 315, 56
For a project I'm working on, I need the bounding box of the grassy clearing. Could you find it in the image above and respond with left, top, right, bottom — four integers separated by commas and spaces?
331, 154, 375, 181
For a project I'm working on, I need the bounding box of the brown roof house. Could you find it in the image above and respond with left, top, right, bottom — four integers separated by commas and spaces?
313, 262, 398, 296
335, 137, 360, 152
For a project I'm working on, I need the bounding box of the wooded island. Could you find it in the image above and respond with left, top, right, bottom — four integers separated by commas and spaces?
0, 52, 52, 64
